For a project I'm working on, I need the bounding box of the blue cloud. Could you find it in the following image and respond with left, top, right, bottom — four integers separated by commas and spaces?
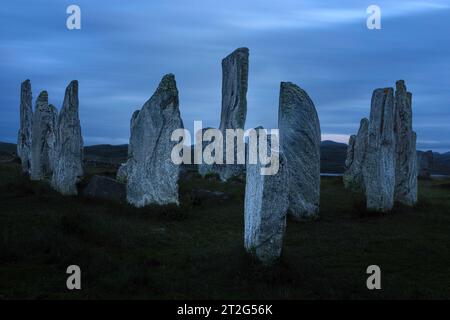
1, 0, 449, 152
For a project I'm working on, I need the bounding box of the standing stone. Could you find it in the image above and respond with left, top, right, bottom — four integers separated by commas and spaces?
30, 91, 58, 180
199, 48, 249, 181
219, 47, 249, 132
417, 150, 433, 179
364, 88, 396, 212
345, 135, 356, 169
51, 81, 84, 195
343, 118, 369, 192
278, 82, 321, 220
117, 110, 140, 184
244, 129, 288, 266
116, 163, 128, 183
197, 127, 217, 177
126, 74, 183, 207
17, 79, 33, 174
394, 80, 417, 206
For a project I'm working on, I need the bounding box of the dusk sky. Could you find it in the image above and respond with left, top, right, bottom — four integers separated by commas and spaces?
1, 0, 449, 151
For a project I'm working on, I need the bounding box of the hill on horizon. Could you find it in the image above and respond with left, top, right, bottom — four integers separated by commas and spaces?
1, 140, 449, 174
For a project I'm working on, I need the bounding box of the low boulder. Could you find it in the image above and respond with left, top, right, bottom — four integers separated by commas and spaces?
83, 175, 126, 202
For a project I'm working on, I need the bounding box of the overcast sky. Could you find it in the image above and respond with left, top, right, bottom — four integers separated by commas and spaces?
1, 0, 449, 151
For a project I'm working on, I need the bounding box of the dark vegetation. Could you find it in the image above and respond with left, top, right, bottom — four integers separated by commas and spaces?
1, 160, 450, 299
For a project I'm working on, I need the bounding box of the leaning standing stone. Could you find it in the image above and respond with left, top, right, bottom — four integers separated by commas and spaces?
30, 91, 58, 180
343, 118, 369, 192
126, 74, 183, 207
364, 88, 396, 212
278, 82, 321, 220
394, 80, 417, 206
51, 81, 84, 195
17, 79, 33, 174
244, 130, 288, 266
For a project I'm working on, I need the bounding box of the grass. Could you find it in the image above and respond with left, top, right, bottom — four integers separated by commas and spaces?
0, 162, 450, 299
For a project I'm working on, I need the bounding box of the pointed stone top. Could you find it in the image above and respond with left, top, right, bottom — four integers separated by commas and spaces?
224, 47, 249, 60
149, 74, 179, 110
360, 118, 369, 126
21, 80, 32, 98
37, 91, 48, 101
64, 80, 79, 102
68, 80, 78, 90
61, 80, 79, 114
157, 73, 177, 91
396, 80, 407, 92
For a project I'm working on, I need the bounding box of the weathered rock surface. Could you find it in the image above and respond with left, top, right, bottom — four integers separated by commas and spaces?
199, 48, 249, 181
278, 82, 321, 220
126, 74, 183, 207
417, 150, 433, 179
17, 79, 33, 174
345, 135, 356, 169
343, 118, 369, 192
364, 88, 396, 212
30, 91, 58, 180
219, 47, 249, 132
244, 131, 288, 266
197, 127, 217, 177
116, 163, 128, 183
83, 175, 126, 202
394, 80, 418, 206
51, 81, 84, 195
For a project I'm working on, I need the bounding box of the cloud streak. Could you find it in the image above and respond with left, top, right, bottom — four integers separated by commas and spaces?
0, 0, 449, 152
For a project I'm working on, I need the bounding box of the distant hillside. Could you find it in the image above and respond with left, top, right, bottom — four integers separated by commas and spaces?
0, 142, 17, 154
1, 141, 449, 174
433, 152, 450, 175
84, 144, 128, 165
320, 140, 347, 173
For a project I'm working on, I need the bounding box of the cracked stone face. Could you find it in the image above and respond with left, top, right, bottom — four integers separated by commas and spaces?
199, 47, 249, 181
278, 81, 321, 220
364, 88, 396, 212
51, 80, 84, 195
244, 129, 289, 266
30, 91, 57, 181
126, 74, 183, 207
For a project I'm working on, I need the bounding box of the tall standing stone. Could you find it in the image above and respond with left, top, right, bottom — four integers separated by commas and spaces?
199, 48, 249, 181
343, 118, 369, 192
278, 82, 321, 220
394, 80, 417, 206
126, 74, 183, 207
51, 81, 84, 195
364, 88, 396, 212
219, 47, 249, 132
17, 79, 33, 174
30, 91, 58, 180
244, 129, 288, 266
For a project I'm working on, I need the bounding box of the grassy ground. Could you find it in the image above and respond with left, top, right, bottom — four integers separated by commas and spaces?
0, 163, 449, 299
